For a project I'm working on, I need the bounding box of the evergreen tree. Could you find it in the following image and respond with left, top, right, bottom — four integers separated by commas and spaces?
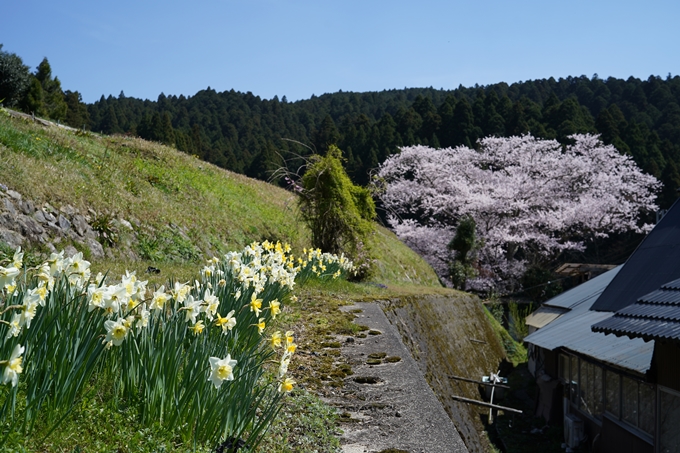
64, 90, 90, 129
33, 58, 67, 121
0, 44, 30, 107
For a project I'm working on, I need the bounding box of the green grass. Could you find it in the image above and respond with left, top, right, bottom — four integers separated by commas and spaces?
0, 111, 446, 452
483, 304, 528, 366
0, 110, 440, 287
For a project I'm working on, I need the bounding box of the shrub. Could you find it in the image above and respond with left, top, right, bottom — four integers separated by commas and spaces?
298, 145, 376, 279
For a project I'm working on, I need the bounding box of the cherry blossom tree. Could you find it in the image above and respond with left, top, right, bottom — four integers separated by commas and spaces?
376, 134, 661, 292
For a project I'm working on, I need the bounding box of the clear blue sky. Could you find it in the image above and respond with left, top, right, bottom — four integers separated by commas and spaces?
3, 0, 679, 104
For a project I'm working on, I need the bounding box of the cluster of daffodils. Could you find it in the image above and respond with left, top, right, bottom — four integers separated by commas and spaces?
1, 241, 354, 395
270, 329, 297, 392
0, 248, 91, 387
295, 247, 355, 284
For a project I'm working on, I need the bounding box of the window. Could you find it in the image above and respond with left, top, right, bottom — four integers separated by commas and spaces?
570, 355, 579, 405
558, 353, 569, 382
619, 375, 655, 436
622, 376, 639, 426
659, 387, 680, 453
605, 370, 620, 418
639, 383, 655, 436
579, 360, 603, 418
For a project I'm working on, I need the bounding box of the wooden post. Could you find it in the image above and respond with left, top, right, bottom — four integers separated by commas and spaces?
450, 395, 523, 414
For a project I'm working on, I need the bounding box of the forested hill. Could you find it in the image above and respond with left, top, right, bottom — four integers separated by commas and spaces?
3, 51, 680, 209
82, 76, 680, 207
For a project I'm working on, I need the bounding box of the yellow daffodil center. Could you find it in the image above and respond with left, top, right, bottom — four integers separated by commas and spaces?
217, 364, 232, 380
9, 357, 23, 374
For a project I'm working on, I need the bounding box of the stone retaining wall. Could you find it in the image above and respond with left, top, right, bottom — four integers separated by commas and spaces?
0, 186, 107, 259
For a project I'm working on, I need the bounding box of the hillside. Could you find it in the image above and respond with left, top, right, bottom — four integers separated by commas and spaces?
0, 108, 439, 288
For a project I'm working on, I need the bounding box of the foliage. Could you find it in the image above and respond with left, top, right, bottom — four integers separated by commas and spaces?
0, 242, 358, 450
259, 389, 341, 453
447, 216, 478, 289
90, 213, 119, 247
298, 145, 376, 279
377, 134, 660, 292
521, 266, 562, 303
507, 301, 533, 342
0, 45, 30, 108
483, 305, 527, 366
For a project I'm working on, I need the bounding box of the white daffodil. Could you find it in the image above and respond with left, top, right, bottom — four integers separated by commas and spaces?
136, 303, 150, 333
150, 285, 169, 310
87, 283, 111, 312
208, 354, 237, 389
171, 281, 190, 303
5, 313, 22, 339
12, 247, 23, 269
0, 265, 20, 289
20, 297, 39, 330
202, 288, 219, 320
215, 310, 236, 334
2, 344, 25, 387
182, 295, 202, 324
278, 354, 291, 378
279, 377, 295, 393
104, 318, 130, 346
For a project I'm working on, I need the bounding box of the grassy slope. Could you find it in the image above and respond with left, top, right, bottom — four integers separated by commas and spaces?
0, 110, 440, 288
0, 111, 445, 452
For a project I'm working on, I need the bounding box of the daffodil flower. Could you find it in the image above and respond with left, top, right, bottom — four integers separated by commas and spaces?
12, 247, 23, 269
202, 289, 219, 320
190, 320, 205, 335
270, 331, 282, 348
5, 313, 22, 339
279, 377, 295, 393
104, 318, 130, 346
255, 318, 265, 335
268, 300, 281, 319
150, 285, 169, 310
1, 344, 25, 387
278, 355, 290, 377
0, 265, 20, 289
215, 310, 237, 333
249, 293, 262, 316
182, 295, 202, 324
208, 354, 237, 389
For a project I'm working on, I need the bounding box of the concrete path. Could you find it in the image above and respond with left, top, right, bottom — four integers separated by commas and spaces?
326, 301, 468, 453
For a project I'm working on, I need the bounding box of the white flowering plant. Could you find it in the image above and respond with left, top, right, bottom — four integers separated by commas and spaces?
0, 242, 354, 449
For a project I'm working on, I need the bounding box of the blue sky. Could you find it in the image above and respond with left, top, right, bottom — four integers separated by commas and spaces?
3, 0, 679, 103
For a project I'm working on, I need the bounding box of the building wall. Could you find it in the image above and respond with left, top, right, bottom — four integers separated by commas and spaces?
597, 415, 653, 453
653, 342, 680, 392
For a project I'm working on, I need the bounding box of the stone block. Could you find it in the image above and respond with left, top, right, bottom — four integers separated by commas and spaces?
2, 198, 16, 216
58, 214, 71, 231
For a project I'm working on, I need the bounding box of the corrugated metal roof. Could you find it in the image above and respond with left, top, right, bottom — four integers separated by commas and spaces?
525, 306, 568, 328
542, 265, 621, 310
593, 317, 680, 343
592, 275, 680, 343
591, 199, 680, 312
524, 266, 653, 374
525, 309, 654, 374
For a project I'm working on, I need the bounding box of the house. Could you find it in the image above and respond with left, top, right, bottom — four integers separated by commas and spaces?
592, 278, 680, 453
524, 200, 680, 453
